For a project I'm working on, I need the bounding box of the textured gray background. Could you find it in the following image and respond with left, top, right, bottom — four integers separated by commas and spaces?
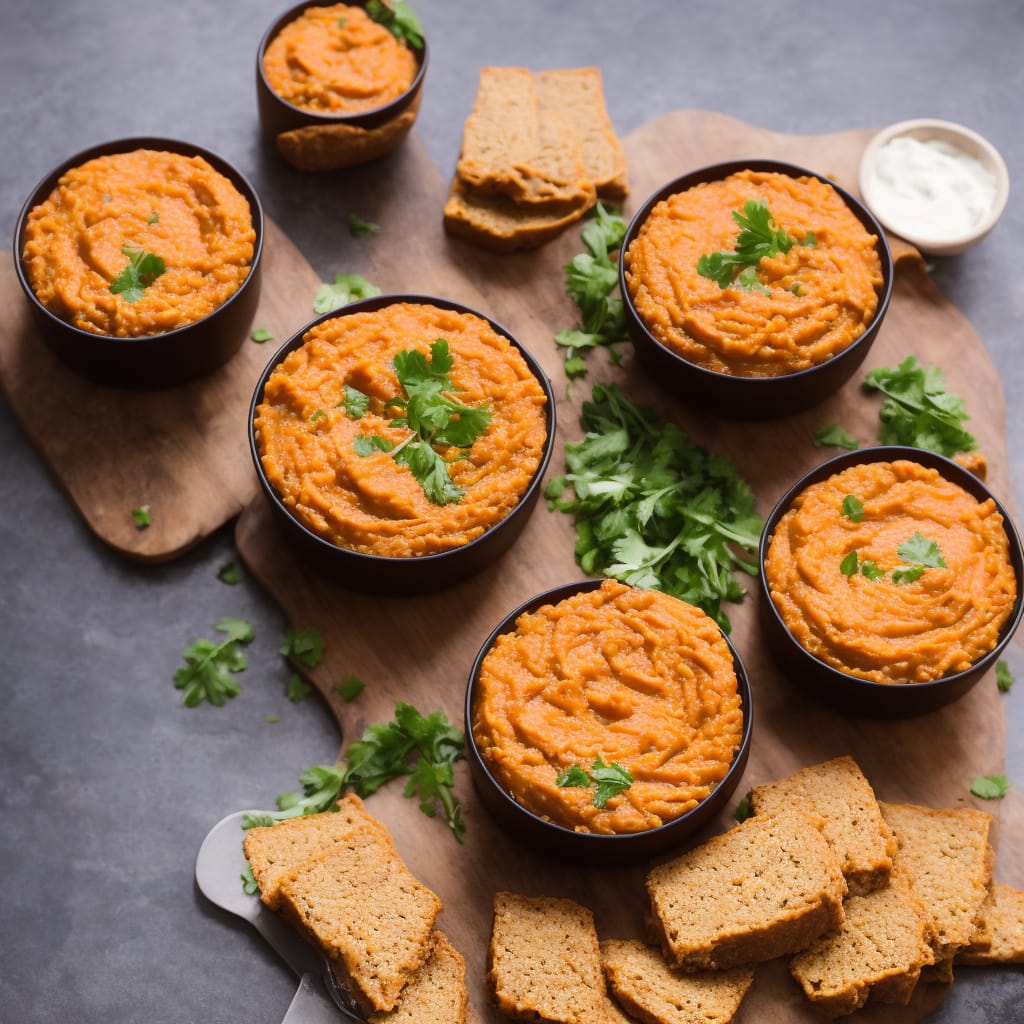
1, 1, 1022, 1021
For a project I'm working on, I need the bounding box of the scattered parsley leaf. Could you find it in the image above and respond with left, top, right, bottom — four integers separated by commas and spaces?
356, 339, 491, 505
556, 764, 592, 788
555, 204, 628, 380
891, 565, 925, 585
547, 384, 761, 632
336, 676, 365, 702
591, 757, 634, 808
110, 245, 166, 303
971, 774, 1011, 799
173, 617, 255, 708
840, 551, 860, 577
310, 408, 326, 423
217, 561, 243, 585
131, 504, 152, 529
266, 714, 280, 724
342, 384, 371, 419
312, 272, 381, 314
354, 434, 396, 456
861, 560, 884, 581
250, 327, 273, 343
863, 356, 977, 457
147, 211, 159, 225
814, 423, 860, 450
347, 213, 380, 237
996, 660, 1015, 693
241, 862, 259, 896
734, 795, 753, 822
286, 674, 313, 703
281, 627, 324, 670
242, 763, 348, 828
841, 494, 864, 522
696, 199, 811, 292
365, 0, 424, 48
897, 532, 946, 568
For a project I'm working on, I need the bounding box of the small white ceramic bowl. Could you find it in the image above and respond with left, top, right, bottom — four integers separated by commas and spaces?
858, 118, 1009, 256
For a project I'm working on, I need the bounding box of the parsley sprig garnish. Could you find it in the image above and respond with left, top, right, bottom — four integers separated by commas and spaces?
242, 702, 466, 841
556, 757, 634, 808
312, 272, 381, 314
863, 356, 977, 457
696, 199, 814, 295
546, 384, 762, 632
174, 618, 255, 707
365, 0, 424, 49
555, 203, 628, 380
110, 244, 166, 303
354, 339, 492, 505
841, 530, 945, 585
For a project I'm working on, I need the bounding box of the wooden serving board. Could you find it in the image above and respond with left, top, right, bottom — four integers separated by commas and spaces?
234, 112, 1020, 1023
0, 218, 319, 561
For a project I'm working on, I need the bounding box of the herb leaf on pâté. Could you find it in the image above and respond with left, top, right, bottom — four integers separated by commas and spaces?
365, 0, 424, 48
174, 618, 255, 707
545, 384, 762, 632
863, 356, 977, 457
110, 245, 166, 303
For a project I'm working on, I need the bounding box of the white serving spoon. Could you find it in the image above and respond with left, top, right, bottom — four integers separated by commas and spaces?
195, 811, 363, 1023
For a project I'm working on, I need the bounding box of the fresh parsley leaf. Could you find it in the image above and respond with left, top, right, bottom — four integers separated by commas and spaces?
841, 494, 864, 522
281, 627, 324, 670
861, 560, 884, 581
312, 272, 381, 314
173, 617, 255, 708
891, 565, 925, 585
347, 213, 380, 237
266, 714, 280, 724
286, 674, 313, 703
131, 504, 152, 529
591, 757, 634, 808
310, 408, 325, 422
549, 384, 761, 632
814, 423, 860, 450
897, 532, 946, 568
336, 676, 365, 702
353, 434, 396, 456
394, 440, 465, 505
342, 384, 371, 419
734, 795, 753, 822
250, 327, 273, 344
217, 561, 243, 585
696, 199, 809, 292
840, 551, 859, 577
147, 211, 159, 225
863, 356, 977, 457
242, 763, 348, 828
555, 203, 628, 380
241, 861, 259, 896
556, 764, 592, 788
971, 774, 1011, 799
110, 245, 166, 303
365, 0, 424, 48
996, 660, 1015, 693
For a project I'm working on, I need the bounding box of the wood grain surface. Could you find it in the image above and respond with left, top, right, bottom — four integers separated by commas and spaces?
234, 112, 1020, 1023
0, 217, 319, 561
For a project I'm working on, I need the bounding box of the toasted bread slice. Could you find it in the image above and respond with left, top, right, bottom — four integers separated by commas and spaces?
956, 883, 1024, 965
750, 756, 896, 895
369, 931, 468, 1024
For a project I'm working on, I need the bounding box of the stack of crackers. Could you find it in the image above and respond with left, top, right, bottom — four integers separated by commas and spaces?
243, 793, 467, 1023
487, 756, 1023, 1022
443, 67, 628, 251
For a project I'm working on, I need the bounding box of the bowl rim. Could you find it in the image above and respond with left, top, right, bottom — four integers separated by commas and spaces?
13, 135, 265, 349
619, 157, 894, 389
857, 117, 1010, 252
758, 444, 1024, 694
255, 0, 429, 126
464, 577, 754, 849
248, 292, 557, 568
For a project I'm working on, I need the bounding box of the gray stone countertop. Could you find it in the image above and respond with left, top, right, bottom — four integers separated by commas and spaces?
1, 1, 1021, 1021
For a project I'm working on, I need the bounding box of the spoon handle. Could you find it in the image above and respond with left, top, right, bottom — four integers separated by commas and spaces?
281, 973, 346, 1024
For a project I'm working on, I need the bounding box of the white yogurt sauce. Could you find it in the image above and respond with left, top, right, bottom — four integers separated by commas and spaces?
866, 135, 997, 242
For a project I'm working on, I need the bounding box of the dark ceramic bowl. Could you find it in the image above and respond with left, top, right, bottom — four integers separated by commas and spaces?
465, 579, 754, 866
620, 159, 893, 419
256, 0, 428, 140
249, 294, 556, 595
759, 446, 1024, 718
14, 137, 263, 390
